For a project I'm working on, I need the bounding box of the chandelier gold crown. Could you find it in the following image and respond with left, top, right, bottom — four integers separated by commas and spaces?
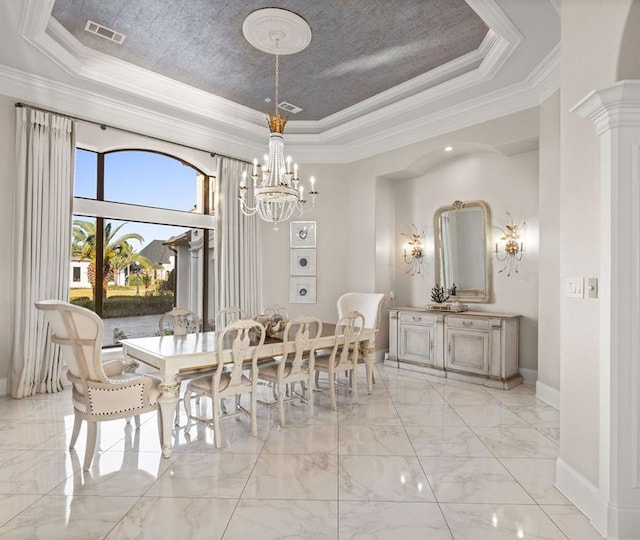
267, 111, 289, 134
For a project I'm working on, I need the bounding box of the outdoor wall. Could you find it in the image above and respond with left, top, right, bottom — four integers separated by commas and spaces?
537, 91, 561, 399
0, 95, 16, 389
392, 150, 540, 375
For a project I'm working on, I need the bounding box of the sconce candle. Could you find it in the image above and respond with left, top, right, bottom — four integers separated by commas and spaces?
494, 212, 525, 277
402, 224, 425, 276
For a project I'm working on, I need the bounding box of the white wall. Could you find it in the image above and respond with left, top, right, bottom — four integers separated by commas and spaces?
260, 163, 359, 323
392, 150, 539, 372
559, 0, 634, 489
374, 177, 396, 350
537, 91, 561, 397
259, 108, 541, 371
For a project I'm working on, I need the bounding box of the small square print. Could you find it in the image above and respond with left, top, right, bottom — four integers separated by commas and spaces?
290, 276, 317, 304
290, 221, 316, 248
290, 249, 316, 275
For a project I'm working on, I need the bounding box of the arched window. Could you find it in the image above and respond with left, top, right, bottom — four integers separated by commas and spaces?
71, 149, 215, 347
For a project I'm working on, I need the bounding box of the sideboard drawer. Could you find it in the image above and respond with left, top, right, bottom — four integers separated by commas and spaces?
446, 317, 490, 331
398, 312, 434, 325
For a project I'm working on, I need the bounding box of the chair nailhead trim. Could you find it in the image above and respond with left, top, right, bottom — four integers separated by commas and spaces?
87, 383, 146, 415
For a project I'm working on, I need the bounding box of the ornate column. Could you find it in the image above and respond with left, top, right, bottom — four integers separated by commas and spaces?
572, 80, 640, 539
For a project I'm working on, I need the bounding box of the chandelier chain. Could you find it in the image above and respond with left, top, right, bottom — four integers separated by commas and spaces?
274, 40, 279, 114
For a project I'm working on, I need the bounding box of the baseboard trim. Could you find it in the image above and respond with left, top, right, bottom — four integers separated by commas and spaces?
375, 349, 388, 362
0, 378, 6, 396
519, 367, 538, 385
536, 380, 560, 410
555, 458, 607, 537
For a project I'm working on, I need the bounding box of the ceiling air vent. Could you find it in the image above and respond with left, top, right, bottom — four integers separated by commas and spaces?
278, 101, 303, 114
84, 20, 126, 45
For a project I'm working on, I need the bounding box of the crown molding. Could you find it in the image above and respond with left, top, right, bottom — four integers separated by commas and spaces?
0, 64, 262, 159
468, 0, 524, 78
290, 78, 542, 163
527, 43, 560, 101
0, 59, 547, 164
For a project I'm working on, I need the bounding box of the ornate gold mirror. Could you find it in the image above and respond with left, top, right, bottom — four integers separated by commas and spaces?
434, 200, 491, 303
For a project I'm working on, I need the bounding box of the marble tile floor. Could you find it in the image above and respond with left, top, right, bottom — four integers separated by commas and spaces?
0, 365, 604, 539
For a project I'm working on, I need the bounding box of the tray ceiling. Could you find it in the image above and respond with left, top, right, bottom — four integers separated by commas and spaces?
0, 0, 559, 161
50, 0, 489, 121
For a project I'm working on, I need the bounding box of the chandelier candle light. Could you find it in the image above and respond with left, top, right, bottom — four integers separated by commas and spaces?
239, 8, 318, 230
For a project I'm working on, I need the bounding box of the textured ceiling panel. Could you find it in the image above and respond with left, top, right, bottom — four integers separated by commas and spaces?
51, 0, 489, 120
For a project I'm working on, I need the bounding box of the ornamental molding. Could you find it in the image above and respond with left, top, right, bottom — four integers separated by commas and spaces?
572, 81, 640, 135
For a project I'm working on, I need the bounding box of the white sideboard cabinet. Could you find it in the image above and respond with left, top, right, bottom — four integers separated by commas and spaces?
387, 308, 522, 389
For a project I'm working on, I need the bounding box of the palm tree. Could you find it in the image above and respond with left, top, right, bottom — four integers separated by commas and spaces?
72, 220, 150, 298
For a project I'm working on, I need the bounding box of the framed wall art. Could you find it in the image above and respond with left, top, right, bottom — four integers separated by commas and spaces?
290, 248, 316, 275
290, 276, 317, 303
290, 221, 316, 248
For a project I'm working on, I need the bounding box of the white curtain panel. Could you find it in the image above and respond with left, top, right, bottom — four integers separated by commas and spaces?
213, 157, 260, 321
11, 108, 76, 398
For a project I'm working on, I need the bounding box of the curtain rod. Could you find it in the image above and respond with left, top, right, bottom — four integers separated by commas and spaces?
14, 102, 251, 165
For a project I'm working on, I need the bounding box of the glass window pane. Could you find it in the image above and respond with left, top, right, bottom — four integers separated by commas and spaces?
75, 149, 97, 199
101, 220, 203, 347
70, 214, 96, 313
104, 150, 200, 212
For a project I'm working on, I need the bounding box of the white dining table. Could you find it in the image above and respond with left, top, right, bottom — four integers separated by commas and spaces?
120, 323, 376, 457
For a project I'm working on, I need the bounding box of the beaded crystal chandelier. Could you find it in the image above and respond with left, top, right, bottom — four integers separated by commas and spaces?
239, 8, 318, 230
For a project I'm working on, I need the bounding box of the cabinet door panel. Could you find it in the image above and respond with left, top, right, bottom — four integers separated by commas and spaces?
399, 324, 434, 365
445, 329, 489, 374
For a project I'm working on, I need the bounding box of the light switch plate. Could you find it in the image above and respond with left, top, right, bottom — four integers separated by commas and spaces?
565, 278, 584, 298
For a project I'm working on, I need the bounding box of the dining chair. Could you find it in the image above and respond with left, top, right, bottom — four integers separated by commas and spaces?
316, 292, 384, 387
158, 307, 201, 335
158, 307, 210, 425
215, 306, 247, 330
313, 310, 364, 411
184, 318, 266, 448
263, 304, 289, 322
258, 315, 322, 426
35, 300, 161, 471
338, 292, 384, 377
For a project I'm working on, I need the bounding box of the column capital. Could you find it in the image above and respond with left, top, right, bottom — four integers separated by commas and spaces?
572, 80, 640, 134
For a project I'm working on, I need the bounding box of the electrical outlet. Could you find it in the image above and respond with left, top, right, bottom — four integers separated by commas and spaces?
565, 278, 584, 298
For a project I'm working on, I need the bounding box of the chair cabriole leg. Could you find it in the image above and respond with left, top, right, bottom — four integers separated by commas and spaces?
84, 420, 98, 471
69, 409, 82, 449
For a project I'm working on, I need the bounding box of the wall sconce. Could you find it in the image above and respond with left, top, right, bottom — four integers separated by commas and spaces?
402, 225, 425, 276
494, 212, 525, 277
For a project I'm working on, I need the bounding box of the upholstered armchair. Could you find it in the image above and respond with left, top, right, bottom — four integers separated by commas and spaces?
35, 300, 161, 471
